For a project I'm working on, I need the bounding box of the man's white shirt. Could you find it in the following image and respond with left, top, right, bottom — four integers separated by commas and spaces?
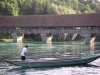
21, 47, 27, 56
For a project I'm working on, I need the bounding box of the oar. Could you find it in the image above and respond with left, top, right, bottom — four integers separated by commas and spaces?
27, 61, 32, 69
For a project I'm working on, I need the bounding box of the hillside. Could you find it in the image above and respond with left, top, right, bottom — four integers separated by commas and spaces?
0, 0, 100, 16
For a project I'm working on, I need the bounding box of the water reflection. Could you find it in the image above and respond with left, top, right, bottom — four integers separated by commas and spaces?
47, 44, 52, 57
72, 45, 81, 57
0, 42, 99, 62
4, 62, 100, 75
0, 42, 100, 75
90, 43, 95, 54
17, 43, 23, 50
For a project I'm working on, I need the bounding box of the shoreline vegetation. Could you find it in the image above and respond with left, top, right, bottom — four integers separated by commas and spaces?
0, 39, 35, 42
0, 39, 13, 42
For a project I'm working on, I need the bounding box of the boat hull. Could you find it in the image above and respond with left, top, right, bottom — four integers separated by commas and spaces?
5, 54, 100, 68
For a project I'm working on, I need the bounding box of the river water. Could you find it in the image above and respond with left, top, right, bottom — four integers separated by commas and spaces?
0, 41, 100, 75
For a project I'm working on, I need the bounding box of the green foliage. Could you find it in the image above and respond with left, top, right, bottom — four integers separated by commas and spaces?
0, 0, 19, 16
0, 33, 10, 39
30, 0, 50, 15
0, 1, 5, 14
0, 0, 100, 15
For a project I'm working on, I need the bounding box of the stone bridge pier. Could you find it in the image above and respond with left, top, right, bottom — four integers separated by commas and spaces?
40, 33, 53, 44
83, 33, 97, 44
11, 32, 24, 43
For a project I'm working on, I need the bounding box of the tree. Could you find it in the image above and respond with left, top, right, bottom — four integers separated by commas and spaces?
47, 3, 59, 14
48, 2, 76, 14
84, 5, 93, 13
17, 0, 25, 15
42, 0, 50, 14
0, 0, 100, 15
0, 1, 5, 15
0, 0, 19, 16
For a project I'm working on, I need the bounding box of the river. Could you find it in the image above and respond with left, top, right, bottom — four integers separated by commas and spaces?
0, 41, 100, 75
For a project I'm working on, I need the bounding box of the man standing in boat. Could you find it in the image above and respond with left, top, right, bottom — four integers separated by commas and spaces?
21, 45, 28, 61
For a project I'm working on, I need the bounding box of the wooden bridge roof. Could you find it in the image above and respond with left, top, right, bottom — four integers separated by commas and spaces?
0, 13, 100, 27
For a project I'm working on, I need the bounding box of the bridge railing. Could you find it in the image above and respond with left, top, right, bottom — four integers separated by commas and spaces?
0, 28, 100, 34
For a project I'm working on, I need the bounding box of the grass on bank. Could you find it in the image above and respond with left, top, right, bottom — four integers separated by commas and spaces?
0, 39, 13, 42
0, 38, 34, 42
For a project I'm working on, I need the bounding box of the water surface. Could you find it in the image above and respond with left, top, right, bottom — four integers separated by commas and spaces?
0, 41, 100, 75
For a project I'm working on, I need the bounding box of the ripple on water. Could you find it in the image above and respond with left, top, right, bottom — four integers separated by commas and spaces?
4, 65, 100, 75
1, 42, 100, 75
3, 58, 100, 75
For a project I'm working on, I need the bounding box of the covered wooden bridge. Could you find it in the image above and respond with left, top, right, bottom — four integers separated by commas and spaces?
0, 13, 100, 44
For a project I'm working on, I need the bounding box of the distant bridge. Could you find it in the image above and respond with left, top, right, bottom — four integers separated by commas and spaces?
0, 13, 100, 44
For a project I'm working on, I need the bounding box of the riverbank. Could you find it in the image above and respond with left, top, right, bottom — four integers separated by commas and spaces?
0, 39, 13, 42
0, 39, 34, 42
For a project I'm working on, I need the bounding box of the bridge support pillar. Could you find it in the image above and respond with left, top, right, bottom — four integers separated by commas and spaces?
64, 33, 68, 41
90, 33, 97, 44
11, 33, 24, 43
40, 33, 53, 44
83, 34, 96, 44
90, 37, 96, 44
72, 33, 78, 40
83, 34, 91, 44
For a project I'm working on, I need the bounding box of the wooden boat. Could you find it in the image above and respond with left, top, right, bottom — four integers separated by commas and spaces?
5, 54, 100, 68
